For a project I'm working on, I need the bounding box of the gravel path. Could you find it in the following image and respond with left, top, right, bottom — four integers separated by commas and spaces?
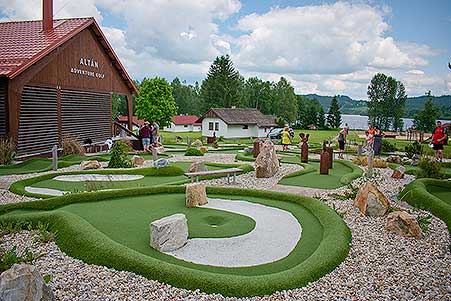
1, 157, 451, 300
167, 198, 301, 267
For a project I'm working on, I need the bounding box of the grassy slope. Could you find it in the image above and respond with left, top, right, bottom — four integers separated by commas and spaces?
0, 186, 351, 297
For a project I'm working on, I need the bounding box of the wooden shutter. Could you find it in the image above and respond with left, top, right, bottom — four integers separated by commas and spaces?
61, 89, 111, 143
17, 86, 58, 155
0, 79, 6, 136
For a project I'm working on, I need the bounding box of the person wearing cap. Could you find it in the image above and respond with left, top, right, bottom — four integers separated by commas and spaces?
425, 120, 448, 162
337, 126, 348, 159
140, 121, 152, 152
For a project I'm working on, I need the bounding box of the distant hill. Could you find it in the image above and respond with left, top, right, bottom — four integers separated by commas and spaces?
301, 94, 451, 118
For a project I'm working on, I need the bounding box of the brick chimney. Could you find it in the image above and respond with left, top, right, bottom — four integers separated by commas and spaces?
42, 0, 53, 31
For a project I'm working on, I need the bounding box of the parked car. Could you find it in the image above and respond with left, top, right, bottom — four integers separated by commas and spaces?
267, 127, 294, 140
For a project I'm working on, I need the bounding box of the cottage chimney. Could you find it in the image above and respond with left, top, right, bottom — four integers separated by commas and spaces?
42, 0, 53, 31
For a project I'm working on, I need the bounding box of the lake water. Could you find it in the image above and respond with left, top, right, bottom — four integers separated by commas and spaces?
340, 114, 451, 130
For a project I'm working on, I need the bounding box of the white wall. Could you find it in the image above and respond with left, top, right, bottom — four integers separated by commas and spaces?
202, 118, 268, 138
164, 123, 201, 132
202, 118, 228, 137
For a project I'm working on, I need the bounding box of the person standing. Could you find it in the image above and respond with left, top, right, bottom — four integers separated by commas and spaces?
139, 121, 151, 152
373, 126, 383, 158
281, 127, 291, 151
425, 121, 448, 162
152, 122, 160, 146
337, 126, 348, 159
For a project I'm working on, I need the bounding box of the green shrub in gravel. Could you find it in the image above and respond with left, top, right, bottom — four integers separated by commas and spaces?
185, 147, 204, 156
108, 140, 132, 168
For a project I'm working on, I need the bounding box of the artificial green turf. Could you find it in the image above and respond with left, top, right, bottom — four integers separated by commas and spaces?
279, 161, 355, 189
426, 185, 451, 206
0, 186, 351, 297
0, 158, 54, 175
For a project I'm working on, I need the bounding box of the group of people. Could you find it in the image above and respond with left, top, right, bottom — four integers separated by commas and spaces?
336, 124, 383, 159
139, 121, 160, 152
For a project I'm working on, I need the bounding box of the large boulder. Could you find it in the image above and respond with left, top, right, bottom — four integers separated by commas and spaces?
391, 165, 406, 179
80, 160, 101, 170
188, 162, 208, 173
0, 264, 55, 301
149, 214, 188, 252
186, 183, 208, 207
354, 182, 390, 216
386, 155, 401, 164
255, 141, 279, 178
386, 211, 422, 238
131, 155, 145, 167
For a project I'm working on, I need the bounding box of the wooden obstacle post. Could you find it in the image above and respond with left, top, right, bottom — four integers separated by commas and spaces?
152, 147, 158, 163
52, 145, 58, 171
320, 141, 329, 175
253, 139, 260, 158
299, 133, 309, 163
357, 143, 363, 156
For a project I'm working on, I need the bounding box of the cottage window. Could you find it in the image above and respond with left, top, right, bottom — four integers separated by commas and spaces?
184, 125, 188, 128
242, 125, 248, 129
215, 122, 219, 131
209, 122, 214, 130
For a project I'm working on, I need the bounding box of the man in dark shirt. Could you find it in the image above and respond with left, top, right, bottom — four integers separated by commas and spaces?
139, 121, 152, 152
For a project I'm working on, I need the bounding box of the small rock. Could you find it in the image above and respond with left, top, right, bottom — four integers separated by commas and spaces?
0, 264, 55, 301
386, 211, 422, 238
80, 160, 101, 170
386, 155, 401, 164
193, 139, 203, 147
149, 214, 188, 252
131, 155, 145, 167
154, 159, 169, 169
391, 165, 406, 179
199, 146, 208, 154
354, 182, 390, 216
185, 183, 208, 207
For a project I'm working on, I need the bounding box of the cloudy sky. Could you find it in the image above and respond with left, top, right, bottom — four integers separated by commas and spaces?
1, 0, 450, 99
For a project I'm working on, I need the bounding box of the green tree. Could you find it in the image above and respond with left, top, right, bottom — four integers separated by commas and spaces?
241, 77, 273, 114
200, 55, 242, 112
171, 78, 201, 116
413, 91, 440, 132
135, 77, 178, 127
271, 77, 298, 123
367, 73, 407, 131
317, 106, 326, 129
327, 96, 342, 128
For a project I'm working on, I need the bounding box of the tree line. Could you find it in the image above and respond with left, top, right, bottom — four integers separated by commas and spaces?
113, 55, 441, 132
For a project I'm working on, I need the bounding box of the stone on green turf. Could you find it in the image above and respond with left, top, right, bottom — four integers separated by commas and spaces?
255, 141, 279, 178
80, 160, 101, 170
188, 162, 208, 173
131, 155, 145, 167
186, 183, 208, 207
149, 214, 188, 252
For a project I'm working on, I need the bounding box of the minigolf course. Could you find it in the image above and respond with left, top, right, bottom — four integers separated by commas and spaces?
0, 186, 351, 297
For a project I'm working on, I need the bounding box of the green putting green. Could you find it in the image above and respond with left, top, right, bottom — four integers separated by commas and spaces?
279, 160, 362, 189
426, 184, 451, 206
10, 162, 254, 198
0, 186, 351, 297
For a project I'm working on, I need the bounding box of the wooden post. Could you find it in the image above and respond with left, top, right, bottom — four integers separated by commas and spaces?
300, 142, 308, 163
187, 137, 192, 147
320, 150, 329, 175
152, 147, 158, 162
327, 147, 333, 168
52, 145, 58, 171
357, 143, 363, 156
367, 148, 374, 177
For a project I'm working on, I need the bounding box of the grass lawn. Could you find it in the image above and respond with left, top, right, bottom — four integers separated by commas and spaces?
0, 186, 350, 296
279, 160, 359, 189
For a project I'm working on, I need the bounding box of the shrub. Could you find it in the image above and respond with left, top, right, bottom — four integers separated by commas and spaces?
61, 135, 85, 156
185, 147, 204, 156
405, 141, 423, 159
0, 137, 16, 165
352, 156, 367, 166
108, 140, 132, 168
416, 158, 443, 179
0, 245, 44, 273
381, 139, 397, 153
218, 136, 225, 142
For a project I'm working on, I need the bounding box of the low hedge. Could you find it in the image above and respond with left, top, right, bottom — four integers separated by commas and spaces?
0, 186, 351, 297
399, 179, 451, 249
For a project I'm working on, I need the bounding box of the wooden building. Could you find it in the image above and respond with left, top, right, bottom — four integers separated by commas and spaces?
0, 0, 137, 156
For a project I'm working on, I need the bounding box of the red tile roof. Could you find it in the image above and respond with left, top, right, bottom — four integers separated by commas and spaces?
173, 115, 201, 126
0, 18, 137, 93
116, 115, 145, 127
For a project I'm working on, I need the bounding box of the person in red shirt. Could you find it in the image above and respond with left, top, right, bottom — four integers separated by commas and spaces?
426, 121, 448, 162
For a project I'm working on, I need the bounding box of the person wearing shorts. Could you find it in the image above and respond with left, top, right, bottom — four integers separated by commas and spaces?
337, 127, 347, 159
426, 121, 448, 162
139, 121, 151, 152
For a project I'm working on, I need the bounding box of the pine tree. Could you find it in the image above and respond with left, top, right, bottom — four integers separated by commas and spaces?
317, 106, 326, 129
327, 96, 342, 128
413, 91, 439, 132
200, 55, 241, 112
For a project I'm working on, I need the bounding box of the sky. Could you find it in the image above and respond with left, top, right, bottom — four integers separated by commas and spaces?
1, 0, 450, 100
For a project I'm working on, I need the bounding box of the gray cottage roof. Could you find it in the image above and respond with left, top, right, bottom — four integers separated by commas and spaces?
197, 108, 277, 127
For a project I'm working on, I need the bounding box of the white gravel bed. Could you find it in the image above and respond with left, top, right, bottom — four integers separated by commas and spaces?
168, 153, 238, 164
24, 187, 67, 196
166, 198, 301, 267
53, 174, 144, 182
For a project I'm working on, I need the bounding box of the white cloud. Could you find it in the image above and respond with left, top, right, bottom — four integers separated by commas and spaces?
406, 70, 425, 75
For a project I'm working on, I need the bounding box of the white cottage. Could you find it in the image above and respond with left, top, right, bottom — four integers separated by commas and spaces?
197, 108, 277, 138
164, 115, 201, 132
